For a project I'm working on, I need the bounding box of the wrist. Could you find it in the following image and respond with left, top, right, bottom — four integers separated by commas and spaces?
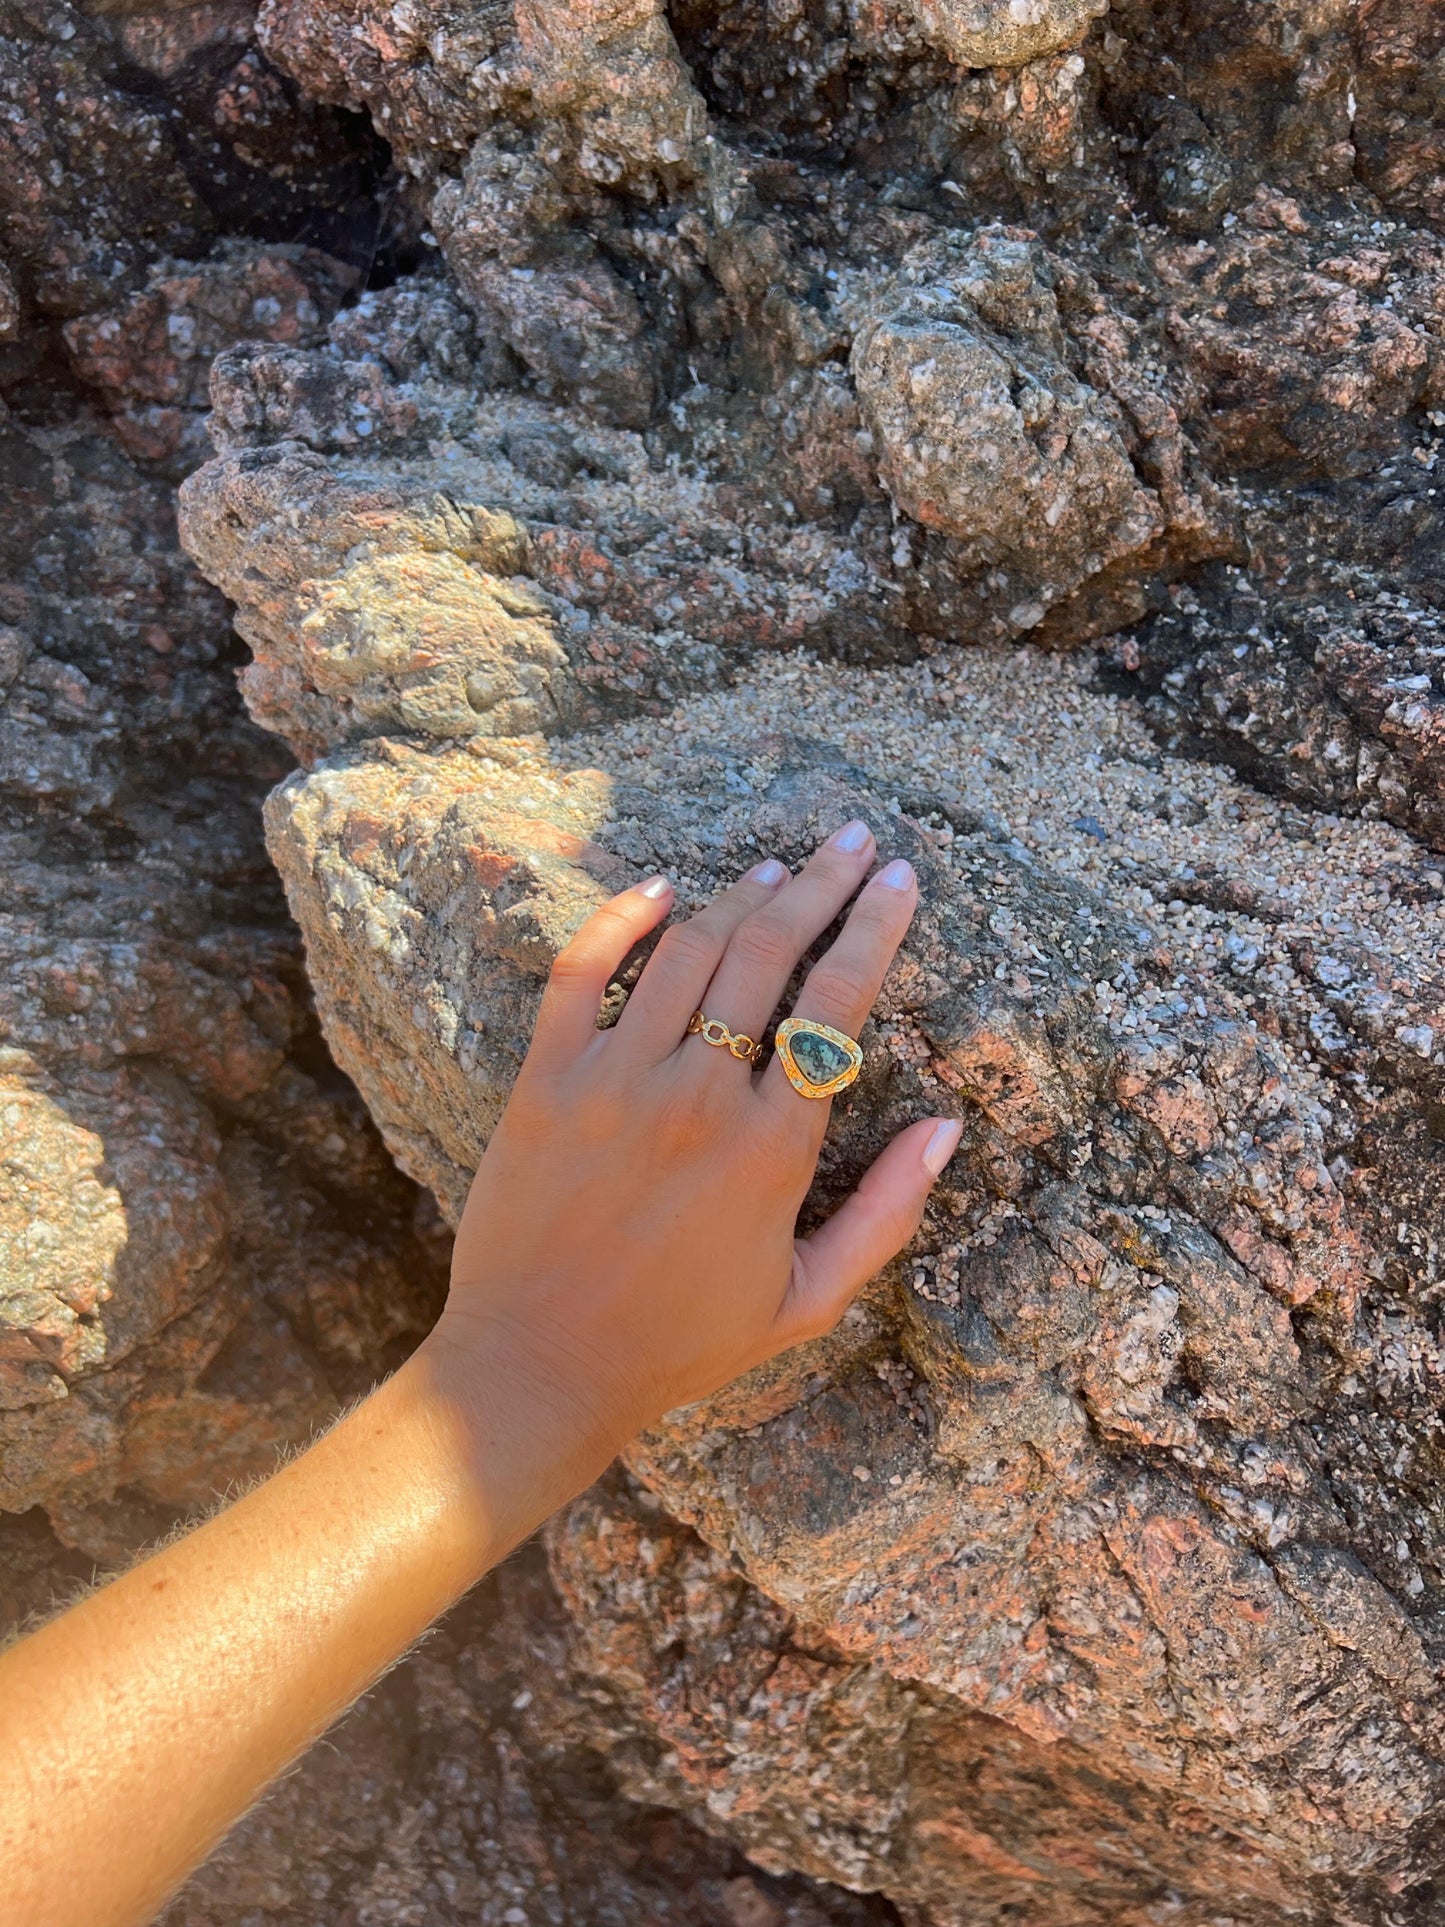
404, 1309, 630, 1561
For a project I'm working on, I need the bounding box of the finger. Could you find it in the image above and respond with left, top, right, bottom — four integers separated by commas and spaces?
776, 1118, 963, 1343
762, 857, 918, 1115
613, 857, 792, 1057
529, 874, 674, 1069
698, 819, 878, 1044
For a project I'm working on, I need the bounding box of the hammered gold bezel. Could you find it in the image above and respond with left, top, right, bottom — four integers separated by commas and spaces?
774, 1017, 864, 1100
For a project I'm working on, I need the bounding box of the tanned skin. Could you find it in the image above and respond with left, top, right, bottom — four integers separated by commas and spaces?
0, 821, 962, 1927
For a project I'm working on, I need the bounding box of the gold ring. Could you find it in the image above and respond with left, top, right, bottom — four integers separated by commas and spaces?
775, 1017, 864, 1099
687, 1009, 763, 1065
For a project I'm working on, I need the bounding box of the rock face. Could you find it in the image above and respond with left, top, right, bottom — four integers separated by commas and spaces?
0, 411, 449, 1553
0, 0, 441, 1555
3, 2, 369, 294
62, 242, 358, 477
165, 0, 1445, 1918
157, 1539, 899, 1927
7, 0, 1445, 1919
1113, 589, 1445, 851
238, 697, 1445, 1922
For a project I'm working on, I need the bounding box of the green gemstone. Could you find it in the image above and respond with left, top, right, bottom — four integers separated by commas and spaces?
790, 1029, 853, 1086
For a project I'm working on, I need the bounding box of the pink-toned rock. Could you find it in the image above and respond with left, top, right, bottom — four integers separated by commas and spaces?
242, 713, 1445, 1917
12, 0, 1445, 1913
898, 0, 1110, 71
63, 243, 355, 476
0, 417, 447, 1547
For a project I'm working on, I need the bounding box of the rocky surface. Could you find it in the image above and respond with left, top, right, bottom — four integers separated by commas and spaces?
0, 5, 915, 1922
0, 407, 450, 1554
0, 0, 444, 1563
237, 667, 1445, 1923
63, 240, 358, 477
7, 0, 1445, 1919
170, 0, 1445, 1912
0, 1517, 898, 1926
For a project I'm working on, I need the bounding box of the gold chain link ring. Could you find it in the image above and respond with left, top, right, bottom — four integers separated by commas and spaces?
687, 1009, 764, 1065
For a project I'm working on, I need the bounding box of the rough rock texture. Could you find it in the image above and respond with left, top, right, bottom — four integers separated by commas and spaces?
62, 241, 358, 477
9, 0, 1445, 1918
237, 690, 1445, 1921
164, 0, 1445, 1915
0, 1517, 897, 1927
159, 1539, 900, 1927
0, 0, 385, 396
1110, 584, 1445, 851
0, 0, 458, 1561
0, 410, 450, 1553
0, 0, 208, 326
0, 5, 898, 1915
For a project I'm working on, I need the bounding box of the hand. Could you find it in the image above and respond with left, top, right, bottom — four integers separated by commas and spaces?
430, 818, 963, 1486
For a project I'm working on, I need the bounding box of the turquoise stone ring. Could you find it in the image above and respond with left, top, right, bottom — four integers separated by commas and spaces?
774, 1017, 864, 1100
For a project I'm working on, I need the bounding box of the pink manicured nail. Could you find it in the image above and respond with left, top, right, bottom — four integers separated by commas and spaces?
873, 858, 915, 891
638, 874, 672, 899
749, 858, 789, 886
830, 819, 873, 853
921, 1118, 963, 1178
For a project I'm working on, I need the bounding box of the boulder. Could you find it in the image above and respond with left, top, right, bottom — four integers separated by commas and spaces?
63, 242, 356, 478
902, 0, 1110, 71
245, 701, 1445, 1919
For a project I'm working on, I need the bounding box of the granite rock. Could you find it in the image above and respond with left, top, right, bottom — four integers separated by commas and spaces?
0, 416, 447, 1548
63, 242, 356, 478
1111, 589, 1445, 852
165, 0, 1445, 1913
246, 719, 1445, 1921
900, 0, 1110, 72
10, 0, 1445, 1915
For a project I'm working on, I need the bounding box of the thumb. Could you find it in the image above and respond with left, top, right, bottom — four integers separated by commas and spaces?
779, 1117, 963, 1343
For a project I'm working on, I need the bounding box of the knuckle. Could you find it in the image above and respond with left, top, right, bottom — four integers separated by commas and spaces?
655, 921, 719, 977
548, 940, 596, 988
801, 1304, 843, 1344
655, 1084, 720, 1155
853, 892, 906, 939
573, 1080, 629, 1149
745, 1123, 809, 1189
805, 963, 868, 1019
884, 1198, 926, 1254
728, 914, 795, 976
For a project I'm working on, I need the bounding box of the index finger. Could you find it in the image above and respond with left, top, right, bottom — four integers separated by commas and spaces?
760, 857, 918, 1123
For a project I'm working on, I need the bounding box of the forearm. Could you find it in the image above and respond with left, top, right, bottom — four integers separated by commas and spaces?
0, 1334, 609, 1927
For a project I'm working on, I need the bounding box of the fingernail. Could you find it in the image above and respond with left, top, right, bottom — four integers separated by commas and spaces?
873, 858, 915, 892
638, 874, 672, 899
830, 819, 873, 853
749, 858, 789, 887
921, 1118, 963, 1178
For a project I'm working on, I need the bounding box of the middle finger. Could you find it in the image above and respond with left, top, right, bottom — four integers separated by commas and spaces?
691, 819, 878, 1049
